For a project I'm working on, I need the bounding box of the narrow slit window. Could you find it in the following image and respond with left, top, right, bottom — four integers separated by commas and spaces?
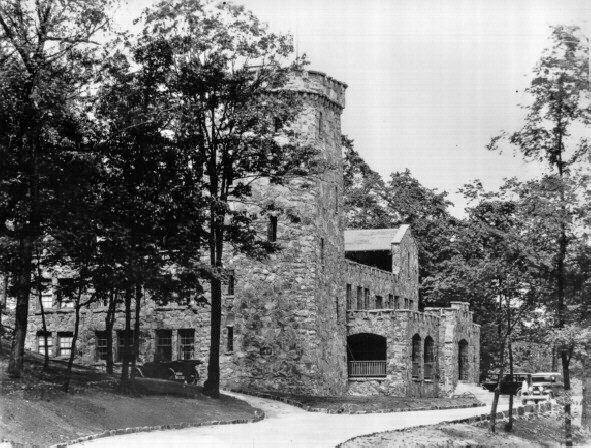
346, 284, 352, 309
356, 286, 363, 310
227, 272, 235, 296
227, 326, 234, 352
320, 238, 325, 267
267, 216, 278, 242
364, 288, 370, 309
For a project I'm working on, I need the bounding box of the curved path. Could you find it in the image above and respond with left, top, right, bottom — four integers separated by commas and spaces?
74, 391, 508, 448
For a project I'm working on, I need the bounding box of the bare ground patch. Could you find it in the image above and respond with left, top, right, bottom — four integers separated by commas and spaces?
340, 417, 590, 447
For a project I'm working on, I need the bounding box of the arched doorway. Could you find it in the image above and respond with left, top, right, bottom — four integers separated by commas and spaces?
347, 333, 386, 377
458, 339, 469, 381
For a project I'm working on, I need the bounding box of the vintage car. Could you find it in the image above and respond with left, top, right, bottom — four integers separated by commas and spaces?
135, 360, 202, 384
482, 372, 531, 395
521, 372, 564, 404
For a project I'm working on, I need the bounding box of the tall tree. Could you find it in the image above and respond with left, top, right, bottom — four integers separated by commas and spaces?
0, 0, 112, 377
137, 0, 313, 397
488, 25, 590, 445
94, 38, 205, 391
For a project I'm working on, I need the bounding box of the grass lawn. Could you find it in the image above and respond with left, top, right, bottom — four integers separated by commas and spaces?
0, 349, 257, 447
241, 390, 484, 413
341, 417, 591, 447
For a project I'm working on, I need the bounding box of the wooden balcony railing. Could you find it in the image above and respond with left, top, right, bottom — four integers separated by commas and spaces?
348, 360, 386, 377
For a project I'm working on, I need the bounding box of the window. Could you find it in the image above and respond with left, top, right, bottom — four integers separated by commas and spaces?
364, 288, 370, 309
356, 286, 363, 310
409, 299, 414, 310
404, 298, 409, 309
39, 281, 53, 309
346, 284, 352, 309
96, 331, 108, 361
394, 296, 400, 309
260, 346, 272, 356
317, 111, 323, 138
226, 326, 234, 352
57, 332, 73, 358
179, 329, 195, 360
116, 330, 134, 363
267, 216, 278, 242
155, 330, 172, 362
388, 294, 394, 308
226, 272, 235, 296
320, 238, 325, 267
57, 278, 75, 309
375, 295, 383, 309
411, 334, 421, 379
424, 336, 435, 380
37, 332, 52, 356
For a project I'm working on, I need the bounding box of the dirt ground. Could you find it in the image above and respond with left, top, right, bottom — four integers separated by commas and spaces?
249, 390, 483, 412
341, 417, 591, 447
0, 350, 256, 447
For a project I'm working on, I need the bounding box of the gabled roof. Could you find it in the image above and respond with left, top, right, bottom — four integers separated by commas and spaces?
344, 225, 410, 252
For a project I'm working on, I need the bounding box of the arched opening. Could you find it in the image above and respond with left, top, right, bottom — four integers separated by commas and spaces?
458, 339, 469, 381
411, 334, 421, 379
347, 333, 386, 377
424, 336, 435, 380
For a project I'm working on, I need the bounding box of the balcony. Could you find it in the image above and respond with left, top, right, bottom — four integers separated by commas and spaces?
348, 360, 386, 378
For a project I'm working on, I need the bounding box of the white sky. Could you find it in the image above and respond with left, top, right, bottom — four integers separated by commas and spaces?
117, 0, 591, 216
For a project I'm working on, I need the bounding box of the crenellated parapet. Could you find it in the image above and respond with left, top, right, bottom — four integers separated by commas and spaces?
284, 70, 347, 112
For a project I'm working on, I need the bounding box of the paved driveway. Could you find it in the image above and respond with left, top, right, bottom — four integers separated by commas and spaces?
74, 391, 510, 448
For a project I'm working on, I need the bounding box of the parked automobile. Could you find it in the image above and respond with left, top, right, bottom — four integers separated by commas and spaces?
135, 360, 202, 384
482, 372, 531, 395
521, 372, 564, 404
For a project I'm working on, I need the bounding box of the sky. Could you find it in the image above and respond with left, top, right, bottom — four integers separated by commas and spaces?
116, 0, 591, 215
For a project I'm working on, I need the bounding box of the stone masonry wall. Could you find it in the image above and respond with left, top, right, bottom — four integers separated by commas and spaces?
346, 309, 440, 397
425, 302, 481, 395
218, 70, 349, 395
345, 260, 418, 311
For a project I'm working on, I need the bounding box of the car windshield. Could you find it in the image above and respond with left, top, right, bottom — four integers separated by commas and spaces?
532, 375, 561, 383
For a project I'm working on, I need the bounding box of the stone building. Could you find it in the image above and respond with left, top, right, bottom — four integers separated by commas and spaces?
25, 70, 479, 397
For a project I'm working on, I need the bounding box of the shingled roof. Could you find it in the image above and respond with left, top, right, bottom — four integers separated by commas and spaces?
344, 225, 410, 252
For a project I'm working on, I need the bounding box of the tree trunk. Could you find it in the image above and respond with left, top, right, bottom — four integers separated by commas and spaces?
129, 284, 141, 391
490, 293, 506, 433
489, 337, 506, 433
120, 287, 132, 392
505, 341, 514, 432
63, 298, 81, 392
561, 349, 573, 447
203, 276, 222, 398
37, 290, 49, 370
105, 290, 116, 375
7, 233, 34, 377
0, 275, 7, 354
582, 357, 591, 429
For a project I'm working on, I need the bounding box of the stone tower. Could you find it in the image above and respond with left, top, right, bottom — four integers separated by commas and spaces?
222, 71, 348, 395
